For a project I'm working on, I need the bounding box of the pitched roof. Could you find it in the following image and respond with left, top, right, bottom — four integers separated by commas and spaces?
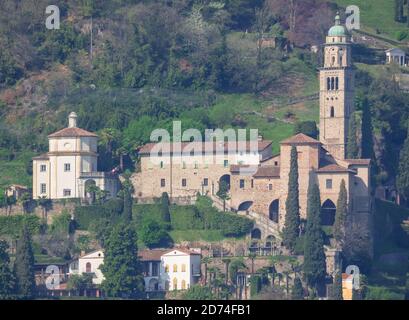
316, 163, 352, 173
344, 159, 371, 166
139, 249, 168, 261
253, 166, 280, 178
163, 248, 201, 256
280, 133, 321, 145
138, 140, 272, 155
48, 127, 98, 138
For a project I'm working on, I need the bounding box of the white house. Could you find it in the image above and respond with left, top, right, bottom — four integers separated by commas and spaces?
68, 248, 201, 291
32, 112, 119, 200
68, 250, 105, 285
160, 248, 201, 291
386, 48, 407, 67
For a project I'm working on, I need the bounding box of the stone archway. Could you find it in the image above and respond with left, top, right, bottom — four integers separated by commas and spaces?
238, 201, 253, 211
218, 174, 231, 191
251, 228, 261, 240
321, 199, 336, 226
269, 199, 279, 223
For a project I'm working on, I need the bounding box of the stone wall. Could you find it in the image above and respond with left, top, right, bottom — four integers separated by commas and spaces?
0, 201, 76, 224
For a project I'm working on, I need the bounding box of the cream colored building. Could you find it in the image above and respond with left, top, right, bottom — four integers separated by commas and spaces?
132, 14, 372, 243
68, 249, 105, 285
32, 112, 119, 200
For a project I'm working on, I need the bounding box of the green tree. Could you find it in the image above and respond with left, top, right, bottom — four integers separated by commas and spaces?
361, 98, 373, 159
182, 285, 215, 300
66, 274, 93, 296
217, 180, 230, 212
291, 277, 304, 300
100, 224, 144, 298
346, 113, 359, 159
333, 180, 347, 247
395, 0, 404, 22
139, 220, 171, 249
293, 121, 318, 139
0, 241, 15, 299
122, 173, 133, 222
14, 226, 36, 299
161, 192, 171, 229
397, 124, 409, 200
303, 180, 326, 290
283, 146, 300, 252
330, 270, 343, 300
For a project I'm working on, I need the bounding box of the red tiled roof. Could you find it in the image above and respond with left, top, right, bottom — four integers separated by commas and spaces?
253, 166, 281, 178
281, 133, 321, 145
138, 140, 272, 155
48, 127, 98, 138
316, 163, 352, 173
138, 249, 168, 261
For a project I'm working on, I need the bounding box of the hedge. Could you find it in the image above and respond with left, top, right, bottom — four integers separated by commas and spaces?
0, 215, 41, 238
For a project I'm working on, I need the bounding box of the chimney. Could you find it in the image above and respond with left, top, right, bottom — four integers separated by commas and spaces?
68, 112, 78, 128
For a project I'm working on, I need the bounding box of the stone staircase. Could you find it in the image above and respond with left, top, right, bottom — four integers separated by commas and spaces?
209, 194, 281, 240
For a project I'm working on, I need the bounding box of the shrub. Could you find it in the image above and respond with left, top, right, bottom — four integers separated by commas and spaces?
0, 215, 41, 238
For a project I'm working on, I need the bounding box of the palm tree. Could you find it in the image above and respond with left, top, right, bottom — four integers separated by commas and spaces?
248, 253, 257, 274
37, 196, 51, 220
222, 258, 231, 285
202, 257, 211, 286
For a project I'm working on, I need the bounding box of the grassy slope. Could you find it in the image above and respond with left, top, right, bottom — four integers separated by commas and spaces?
333, 0, 409, 40
0, 150, 34, 193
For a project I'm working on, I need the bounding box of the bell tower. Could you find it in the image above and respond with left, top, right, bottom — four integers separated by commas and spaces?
319, 13, 354, 159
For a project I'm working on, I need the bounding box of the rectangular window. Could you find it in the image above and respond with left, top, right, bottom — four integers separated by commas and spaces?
64, 163, 71, 172
240, 179, 245, 189
269, 184, 273, 191
224, 160, 229, 168
251, 179, 254, 188
40, 183, 46, 194
160, 161, 164, 169
203, 178, 209, 186
326, 179, 333, 189
182, 162, 186, 169
274, 161, 279, 166
182, 179, 187, 187
194, 162, 198, 169
161, 179, 166, 187
63, 189, 71, 197
40, 165, 46, 172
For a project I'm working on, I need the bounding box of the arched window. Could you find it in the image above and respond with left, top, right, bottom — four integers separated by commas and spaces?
330, 107, 335, 118
327, 77, 331, 91
165, 265, 169, 273
181, 264, 186, 272
335, 77, 339, 90
181, 280, 186, 290
86, 262, 91, 273
269, 200, 279, 223
173, 278, 178, 290
321, 200, 336, 226
173, 264, 178, 272
331, 77, 335, 90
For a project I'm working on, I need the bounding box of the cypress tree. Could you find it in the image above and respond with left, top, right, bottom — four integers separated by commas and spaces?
346, 113, 358, 159
14, 226, 35, 299
0, 240, 15, 299
395, 0, 404, 22
397, 124, 409, 200
333, 180, 348, 246
283, 146, 300, 252
361, 98, 373, 159
331, 270, 343, 300
122, 176, 133, 222
303, 179, 326, 290
161, 192, 171, 229
291, 277, 304, 300
101, 224, 144, 298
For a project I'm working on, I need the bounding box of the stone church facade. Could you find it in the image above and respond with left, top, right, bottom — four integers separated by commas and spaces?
131, 15, 372, 241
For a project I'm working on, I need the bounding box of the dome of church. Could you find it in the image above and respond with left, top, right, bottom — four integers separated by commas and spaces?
328, 13, 346, 36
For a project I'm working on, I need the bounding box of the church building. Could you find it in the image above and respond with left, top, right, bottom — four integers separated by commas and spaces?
32, 112, 119, 200
132, 14, 372, 241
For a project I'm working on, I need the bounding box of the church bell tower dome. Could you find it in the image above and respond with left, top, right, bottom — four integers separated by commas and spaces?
328, 13, 347, 37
